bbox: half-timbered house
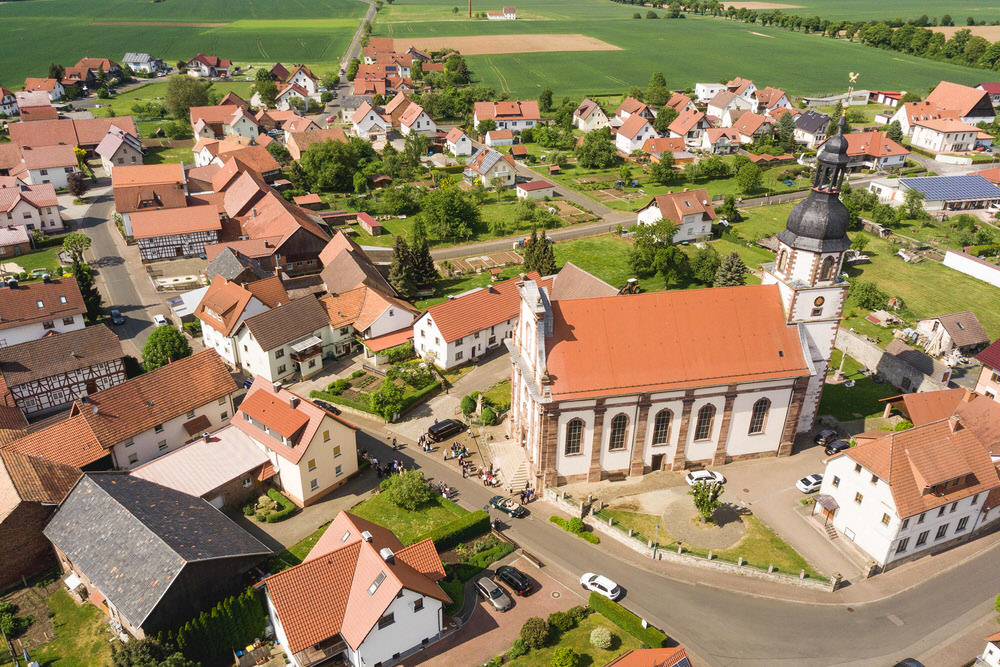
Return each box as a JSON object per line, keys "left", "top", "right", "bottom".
{"left": 0, "top": 324, "right": 125, "bottom": 418}
{"left": 131, "top": 205, "right": 222, "bottom": 261}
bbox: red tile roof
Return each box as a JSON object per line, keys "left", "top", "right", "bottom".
{"left": 361, "top": 327, "right": 413, "bottom": 352}
{"left": 0, "top": 278, "right": 85, "bottom": 332}
{"left": 0, "top": 449, "right": 81, "bottom": 506}
{"left": 265, "top": 511, "right": 448, "bottom": 654}
{"left": 112, "top": 163, "right": 185, "bottom": 188}
{"left": 668, "top": 108, "right": 706, "bottom": 136}
{"left": 913, "top": 118, "right": 981, "bottom": 133}
{"left": 846, "top": 419, "right": 1000, "bottom": 518}
{"left": 618, "top": 114, "right": 654, "bottom": 140}
{"left": 8, "top": 117, "right": 137, "bottom": 149}
{"left": 834, "top": 131, "right": 909, "bottom": 159}
{"left": 2, "top": 414, "right": 106, "bottom": 467}
{"left": 68, "top": 350, "right": 236, "bottom": 447}
{"left": 977, "top": 338, "right": 1000, "bottom": 369}
{"left": 238, "top": 389, "right": 310, "bottom": 439}
{"left": 517, "top": 180, "right": 555, "bottom": 192}
{"left": 926, "top": 81, "right": 992, "bottom": 118}
{"left": 195, "top": 275, "right": 257, "bottom": 336}
{"left": 639, "top": 189, "right": 716, "bottom": 225}
{"left": 423, "top": 272, "right": 549, "bottom": 344}
{"left": 642, "top": 137, "right": 685, "bottom": 155}
{"left": 604, "top": 647, "right": 691, "bottom": 667}
{"left": 130, "top": 205, "right": 221, "bottom": 240}
{"left": 545, "top": 285, "right": 810, "bottom": 400}
{"left": 474, "top": 100, "right": 540, "bottom": 121}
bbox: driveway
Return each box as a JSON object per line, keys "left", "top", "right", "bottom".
{"left": 400, "top": 556, "right": 577, "bottom": 666}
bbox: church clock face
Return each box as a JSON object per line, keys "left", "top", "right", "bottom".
{"left": 814, "top": 296, "right": 825, "bottom": 307}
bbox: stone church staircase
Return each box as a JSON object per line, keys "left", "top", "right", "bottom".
{"left": 484, "top": 438, "right": 530, "bottom": 493}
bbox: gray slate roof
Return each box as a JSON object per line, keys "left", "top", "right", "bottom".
{"left": 205, "top": 247, "right": 271, "bottom": 282}
{"left": 241, "top": 296, "right": 330, "bottom": 350}
{"left": 0, "top": 323, "right": 123, "bottom": 386}
{"left": 795, "top": 109, "right": 830, "bottom": 135}
{"left": 43, "top": 474, "right": 270, "bottom": 628}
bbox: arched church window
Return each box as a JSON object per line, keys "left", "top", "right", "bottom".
{"left": 820, "top": 256, "right": 836, "bottom": 281}
{"left": 608, "top": 414, "right": 628, "bottom": 450}
{"left": 748, "top": 398, "right": 770, "bottom": 435}
{"left": 565, "top": 419, "right": 583, "bottom": 455}
{"left": 652, "top": 409, "right": 672, "bottom": 445}
{"left": 694, "top": 405, "right": 715, "bottom": 441}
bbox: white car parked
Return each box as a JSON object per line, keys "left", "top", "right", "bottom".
{"left": 796, "top": 474, "right": 823, "bottom": 494}
{"left": 153, "top": 314, "right": 168, "bottom": 326}
{"left": 580, "top": 573, "right": 622, "bottom": 600}
{"left": 685, "top": 469, "right": 726, "bottom": 486}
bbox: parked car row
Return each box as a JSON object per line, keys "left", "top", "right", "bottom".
{"left": 474, "top": 565, "right": 533, "bottom": 611}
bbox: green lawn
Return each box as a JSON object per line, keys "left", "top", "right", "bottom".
{"left": 3, "top": 246, "right": 65, "bottom": 277}
{"left": 29, "top": 589, "right": 113, "bottom": 667}
{"left": 482, "top": 379, "right": 511, "bottom": 411}
{"left": 376, "top": 1, "right": 988, "bottom": 99}
{"left": 416, "top": 265, "right": 525, "bottom": 309}
{"left": 1, "top": 0, "right": 363, "bottom": 87}
{"left": 144, "top": 142, "right": 195, "bottom": 165}
{"left": 505, "top": 612, "right": 642, "bottom": 667}
{"left": 603, "top": 509, "right": 822, "bottom": 578}
{"left": 350, "top": 492, "right": 469, "bottom": 545}
{"left": 530, "top": 158, "right": 811, "bottom": 213}
{"left": 818, "top": 350, "right": 899, "bottom": 421}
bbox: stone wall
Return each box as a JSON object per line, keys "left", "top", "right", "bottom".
{"left": 583, "top": 510, "right": 836, "bottom": 592}
{"left": 835, "top": 329, "right": 948, "bottom": 394}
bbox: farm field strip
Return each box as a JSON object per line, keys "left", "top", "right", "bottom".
{"left": 373, "top": 7, "right": 990, "bottom": 98}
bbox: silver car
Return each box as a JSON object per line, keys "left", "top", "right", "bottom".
{"left": 475, "top": 576, "right": 513, "bottom": 612}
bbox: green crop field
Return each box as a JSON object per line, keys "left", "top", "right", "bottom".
{"left": 0, "top": 0, "right": 367, "bottom": 88}
{"left": 376, "top": 0, "right": 992, "bottom": 99}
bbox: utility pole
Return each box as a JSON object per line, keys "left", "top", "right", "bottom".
{"left": 468, "top": 0, "right": 472, "bottom": 18}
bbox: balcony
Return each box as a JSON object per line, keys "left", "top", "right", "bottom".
{"left": 295, "top": 637, "right": 348, "bottom": 666}
{"left": 290, "top": 335, "right": 323, "bottom": 363}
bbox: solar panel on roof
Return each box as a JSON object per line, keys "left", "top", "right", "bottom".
{"left": 899, "top": 174, "right": 1000, "bottom": 201}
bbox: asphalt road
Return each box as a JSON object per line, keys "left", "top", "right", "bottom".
{"left": 351, "top": 419, "right": 998, "bottom": 667}
{"left": 79, "top": 192, "right": 158, "bottom": 357}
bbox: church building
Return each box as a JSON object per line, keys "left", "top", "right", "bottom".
{"left": 508, "top": 120, "right": 853, "bottom": 487}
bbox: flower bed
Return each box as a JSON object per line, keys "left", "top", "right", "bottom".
{"left": 244, "top": 488, "right": 296, "bottom": 523}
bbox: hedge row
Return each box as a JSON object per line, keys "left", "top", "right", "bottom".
{"left": 549, "top": 515, "right": 600, "bottom": 544}
{"left": 266, "top": 488, "right": 296, "bottom": 523}
{"left": 588, "top": 592, "right": 669, "bottom": 648}
{"left": 966, "top": 243, "right": 1000, "bottom": 257}
{"left": 417, "top": 510, "right": 490, "bottom": 550}
{"left": 467, "top": 540, "right": 515, "bottom": 569}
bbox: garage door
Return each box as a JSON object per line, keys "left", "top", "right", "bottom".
{"left": 209, "top": 494, "right": 225, "bottom": 509}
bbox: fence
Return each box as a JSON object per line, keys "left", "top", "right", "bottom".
{"left": 543, "top": 489, "right": 835, "bottom": 591}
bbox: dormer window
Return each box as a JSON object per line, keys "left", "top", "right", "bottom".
{"left": 36, "top": 300, "right": 44, "bottom": 308}
{"left": 59, "top": 296, "right": 67, "bottom": 304}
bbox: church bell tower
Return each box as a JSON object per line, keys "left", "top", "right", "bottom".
{"left": 762, "top": 117, "right": 852, "bottom": 432}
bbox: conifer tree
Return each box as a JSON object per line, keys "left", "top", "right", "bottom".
{"left": 388, "top": 235, "right": 417, "bottom": 298}
{"left": 413, "top": 238, "right": 439, "bottom": 288}
{"left": 535, "top": 231, "right": 557, "bottom": 277}
{"left": 713, "top": 251, "right": 748, "bottom": 287}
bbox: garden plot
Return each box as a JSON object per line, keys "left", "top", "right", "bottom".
{"left": 435, "top": 250, "right": 523, "bottom": 275}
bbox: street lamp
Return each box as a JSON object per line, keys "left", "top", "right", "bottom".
{"left": 652, "top": 523, "right": 660, "bottom": 559}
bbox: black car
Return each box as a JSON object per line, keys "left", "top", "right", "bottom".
{"left": 312, "top": 399, "right": 341, "bottom": 415}
{"left": 427, "top": 418, "right": 465, "bottom": 443}
{"left": 109, "top": 309, "right": 125, "bottom": 325}
{"left": 488, "top": 495, "right": 527, "bottom": 518}
{"left": 824, "top": 440, "right": 850, "bottom": 456}
{"left": 496, "top": 566, "right": 532, "bottom": 596}
{"left": 814, "top": 428, "right": 839, "bottom": 446}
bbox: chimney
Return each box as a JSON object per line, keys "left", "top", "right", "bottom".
{"left": 272, "top": 381, "right": 282, "bottom": 393}
{"left": 949, "top": 415, "right": 962, "bottom": 432}
{"left": 91, "top": 405, "right": 99, "bottom": 414}
{"left": 963, "top": 391, "right": 974, "bottom": 403}
{"left": 202, "top": 431, "right": 210, "bottom": 440}
{"left": 379, "top": 547, "right": 395, "bottom": 563}
{"left": 361, "top": 530, "right": 373, "bottom": 542}
{"left": 69, "top": 350, "right": 79, "bottom": 358}
{"left": 289, "top": 395, "right": 300, "bottom": 410}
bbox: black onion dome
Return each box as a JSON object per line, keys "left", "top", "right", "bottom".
{"left": 778, "top": 192, "right": 851, "bottom": 253}
{"left": 778, "top": 115, "right": 851, "bottom": 252}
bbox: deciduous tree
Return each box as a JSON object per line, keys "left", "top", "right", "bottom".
{"left": 690, "top": 245, "right": 721, "bottom": 283}
{"left": 141, "top": 325, "right": 192, "bottom": 371}
{"left": 62, "top": 231, "right": 91, "bottom": 264}
{"left": 689, "top": 480, "right": 724, "bottom": 523}
{"left": 538, "top": 87, "right": 553, "bottom": 112}
{"left": 735, "top": 162, "right": 762, "bottom": 194}
{"left": 165, "top": 75, "right": 211, "bottom": 121}
{"left": 420, "top": 186, "right": 480, "bottom": 240}
{"left": 369, "top": 377, "right": 405, "bottom": 420}
{"left": 575, "top": 127, "right": 618, "bottom": 169}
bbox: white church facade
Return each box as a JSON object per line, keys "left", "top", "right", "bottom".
{"left": 508, "top": 120, "right": 854, "bottom": 487}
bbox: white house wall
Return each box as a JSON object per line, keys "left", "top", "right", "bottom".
{"left": 0, "top": 317, "right": 85, "bottom": 347}
{"left": 357, "top": 589, "right": 443, "bottom": 667}
{"left": 110, "top": 394, "right": 235, "bottom": 468}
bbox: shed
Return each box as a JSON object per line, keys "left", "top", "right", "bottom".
{"left": 357, "top": 212, "right": 383, "bottom": 235}
{"left": 292, "top": 193, "right": 323, "bottom": 210}
{"left": 516, "top": 180, "right": 556, "bottom": 200}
